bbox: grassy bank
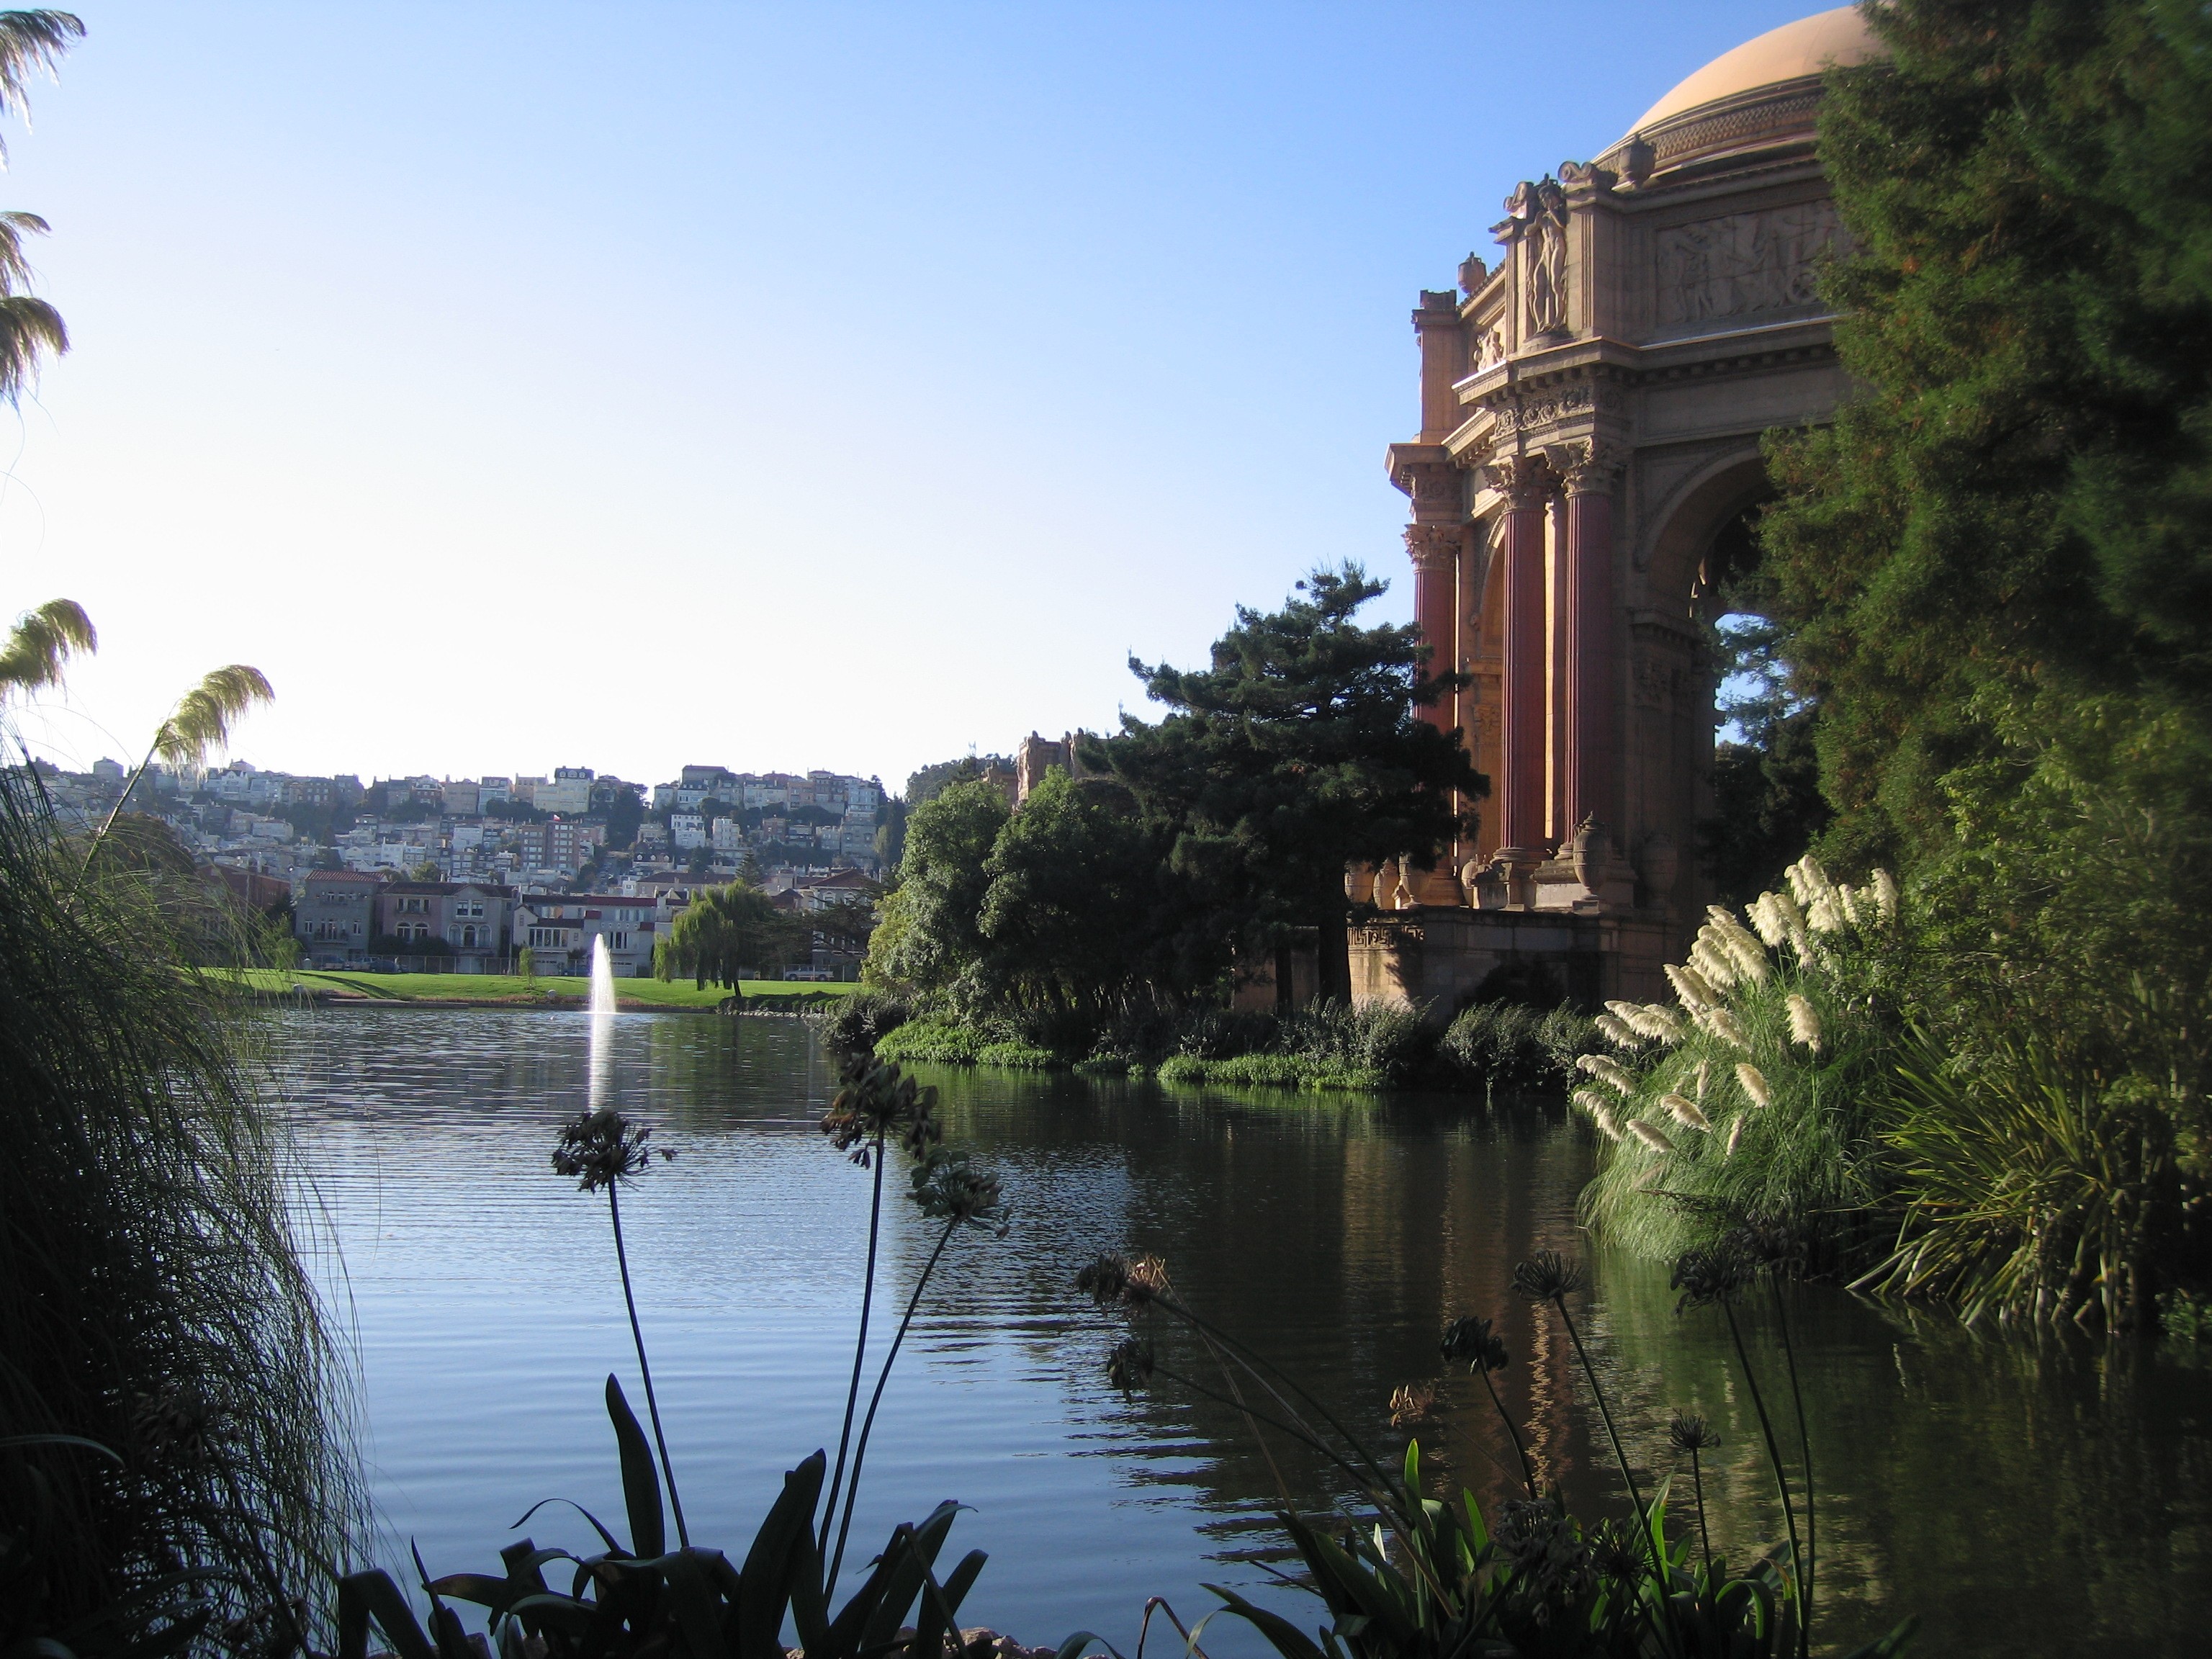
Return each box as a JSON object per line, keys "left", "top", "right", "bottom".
{"left": 855, "top": 996, "right": 1599, "bottom": 1095}
{"left": 228, "top": 968, "right": 853, "bottom": 1011}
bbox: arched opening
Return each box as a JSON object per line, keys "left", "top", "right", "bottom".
{"left": 1691, "top": 499, "right": 1829, "bottom": 902}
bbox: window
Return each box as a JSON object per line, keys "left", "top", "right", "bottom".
{"left": 608, "top": 931, "right": 629, "bottom": 951}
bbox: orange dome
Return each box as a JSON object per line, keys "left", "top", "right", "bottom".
{"left": 1624, "top": 7, "right": 1884, "bottom": 138}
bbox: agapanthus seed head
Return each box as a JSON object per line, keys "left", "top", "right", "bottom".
{"left": 1670, "top": 1244, "right": 1749, "bottom": 1310}
{"left": 552, "top": 1107, "right": 652, "bottom": 1192}
{"left": 1668, "top": 1411, "right": 1720, "bottom": 1453}
{"left": 1106, "top": 1336, "right": 1154, "bottom": 1396}
{"left": 1628, "top": 1117, "right": 1676, "bottom": 1154}
{"left": 1440, "top": 1313, "right": 1510, "bottom": 1374}
{"left": 909, "top": 1146, "right": 1010, "bottom": 1235}
{"left": 1511, "top": 1250, "right": 1586, "bottom": 1303}
{"left": 1735, "top": 1061, "right": 1771, "bottom": 1107}
{"left": 1075, "top": 1252, "right": 1130, "bottom": 1306}
{"left": 821, "top": 1053, "right": 934, "bottom": 1166}
{"left": 1786, "top": 993, "right": 1823, "bottom": 1053}
{"left": 1660, "top": 1092, "right": 1712, "bottom": 1133}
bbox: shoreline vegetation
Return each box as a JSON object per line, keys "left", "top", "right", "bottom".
{"left": 845, "top": 994, "right": 1600, "bottom": 1096}
{"left": 223, "top": 967, "right": 855, "bottom": 1012}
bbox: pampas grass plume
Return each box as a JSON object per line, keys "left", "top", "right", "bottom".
{"left": 1703, "top": 1007, "right": 1751, "bottom": 1050}
{"left": 1735, "top": 1061, "right": 1771, "bottom": 1107}
{"left": 1787, "top": 992, "right": 1823, "bottom": 1053}
{"left": 1576, "top": 1052, "right": 1636, "bottom": 1094}
{"left": 1725, "top": 1114, "right": 1746, "bottom": 1158}
{"left": 1629, "top": 1118, "right": 1676, "bottom": 1154}
{"left": 1667, "top": 962, "right": 1718, "bottom": 1011}
{"left": 1694, "top": 1057, "right": 1710, "bottom": 1101}
{"left": 1873, "top": 867, "right": 1899, "bottom": 921}
{"left": 1660, "top": 1092, "right": 1712, "bottom": 1132}
{"left": 1690, "top": 938, "right": 1737, "bottom": 992}
{"left": 1596, "top": 1012, "right": 1642, "bottom": 1049}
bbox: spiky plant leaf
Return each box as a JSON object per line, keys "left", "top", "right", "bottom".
{"left": 0, "top": 595, "right": 91, "bottom": 695}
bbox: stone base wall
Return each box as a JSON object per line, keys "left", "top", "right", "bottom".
{"left": 1349, "top": 907, "right": 1673, "bottom": 1022}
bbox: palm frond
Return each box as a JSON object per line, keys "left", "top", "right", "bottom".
{"left": 0, "top": 207, "right": 48, "bottom": 291}
{"left": 153, "top": 665, "right": 273, "bottom": 769}
{"left": 0, "top": 291, "right": 64, "bottom": 400}
{"left": 0, "top": 594, "right": 93, "bottom": 695}
{"left": 0, "top": 11, "right": 81, "bottom": 160}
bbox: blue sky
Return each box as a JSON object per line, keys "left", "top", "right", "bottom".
{"left": 4, "top": 1, "right": 1827, "bottom": 791}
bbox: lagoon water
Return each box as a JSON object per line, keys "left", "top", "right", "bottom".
{"left": 278, "top": 1009, "right": 2212, "bottom": 1658}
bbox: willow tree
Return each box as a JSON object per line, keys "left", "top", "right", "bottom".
{"left": 656, "top": 881, "right": 806, "bottom": 989}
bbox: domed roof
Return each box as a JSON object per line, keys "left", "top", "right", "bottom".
{"left": 1624, "top": 7, "right": 1883, "bottom": 137}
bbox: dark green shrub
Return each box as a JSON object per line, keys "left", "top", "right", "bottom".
{"left": 818, "top": 989, "right": 912, "bottom": 1053}
{"left": 1440, "top": 1002, "right": 1559, "bottom": 1094}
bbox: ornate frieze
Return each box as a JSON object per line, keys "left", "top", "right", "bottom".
{"left": 1655, "top": 202, "right": 1843, "bottom": 327}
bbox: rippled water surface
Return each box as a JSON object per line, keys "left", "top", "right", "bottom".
{"left": 278, "top": 1009, "right": 2212, "bottom": 1658}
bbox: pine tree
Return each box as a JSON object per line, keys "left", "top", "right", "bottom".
{"left": 1082, "top": 564, "right": 1481, "bottom": 1001}
{"left": 1761, "top": 0, "right": 2212, "bottom": 865}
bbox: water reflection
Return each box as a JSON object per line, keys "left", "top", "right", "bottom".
{"left": 274, "top": 1010, "right": 2212, "bottom": 1658}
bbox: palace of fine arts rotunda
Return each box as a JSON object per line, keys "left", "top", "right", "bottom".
{"left": 1349, "top": 6, "right": 1882, "bottom": 1012}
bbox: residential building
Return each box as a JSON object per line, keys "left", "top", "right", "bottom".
{"left": 373, "top": 881, "right": 516, "bottom": 970}
{"left": 296, "top": 870, "right": 384, "bottom": 966}
{"left": 513, "top": 894, "right": 662, "bottom": 977}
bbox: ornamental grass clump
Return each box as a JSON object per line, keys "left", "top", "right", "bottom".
{"left": 0, "top": 752, "right": 365, "bottom": 1659}
{"left": 1576, "top": 858, "right": 1905, "bottom": 1272}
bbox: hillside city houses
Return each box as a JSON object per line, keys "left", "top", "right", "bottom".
{"left": 35, "top": 759, "right": 886, "bottom": 977}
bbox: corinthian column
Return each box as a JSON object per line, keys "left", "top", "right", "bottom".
{"left": 1562, "top": 443, "right": 1623, "bottom": 845}
{"left": 1403, "top": 522, "right": 1463, "bottom": 734}
{"left": 1485, "top": 457, "right": 1553, "bottom": 860}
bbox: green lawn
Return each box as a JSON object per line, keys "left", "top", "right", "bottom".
{"left": 227, "top": 968, "right": 852, "bottom": 1010}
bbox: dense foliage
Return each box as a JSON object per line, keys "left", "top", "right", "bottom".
{"left": 1703, "top": 0, "right": 2212, "bottom": 1322}
{"left": 867, "top": 566, "right": 1481, "bottom": 1040}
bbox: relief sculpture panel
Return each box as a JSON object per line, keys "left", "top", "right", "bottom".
{"left": 1655, "top": 202, "right": 1842, "bottom": 328}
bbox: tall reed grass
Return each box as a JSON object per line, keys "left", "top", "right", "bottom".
{"left": 0, "top": 760, "right": 364, "bottom": 1653}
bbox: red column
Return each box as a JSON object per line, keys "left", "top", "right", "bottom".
{"left": 1491, "top": 459, "right": 1552, "bottom": 858}
{"left": 1563, "top": 445, "right": 1621, "bottom": 840}
{"left": 1404, "top": 523, "right": 1462, "bottom": 733}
